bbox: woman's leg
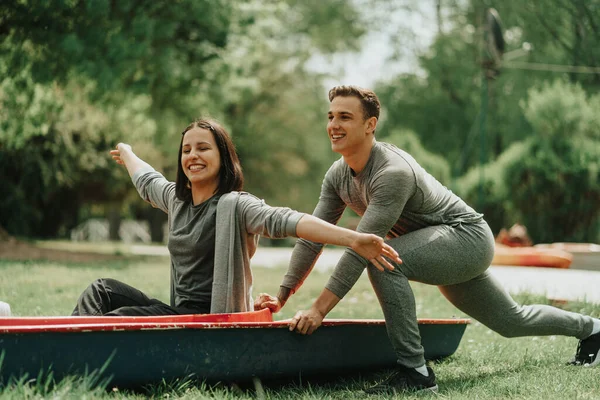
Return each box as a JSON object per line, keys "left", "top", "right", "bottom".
{"left": 105, "top": 303, "right": 210, "bottom": 316}
{"left": 72, "top": 278, "right": 170, "bottom": 316}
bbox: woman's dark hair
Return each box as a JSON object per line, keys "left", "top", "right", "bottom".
{"left": 175, "top": 118, "right": 244, "bottom": 202}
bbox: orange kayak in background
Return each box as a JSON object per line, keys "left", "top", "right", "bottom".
{"left": 492, "top": 244, "right": 573, "bottom": 269}
{"left": 534, "top": 243, "right": 600, "bottom": 271}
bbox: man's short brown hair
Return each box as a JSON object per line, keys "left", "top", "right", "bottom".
{"left": 328, "top": 85, "right": 380, "bottom": 121}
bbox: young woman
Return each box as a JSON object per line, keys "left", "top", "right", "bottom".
{"left": 72, "top": 118, "right": 400, "bottom": 316}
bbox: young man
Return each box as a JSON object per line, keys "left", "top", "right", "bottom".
{"left": 255, "top": 85, "right": 600, "bottom": 394}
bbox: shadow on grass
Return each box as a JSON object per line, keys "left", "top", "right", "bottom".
{"left": 436, "top": 363, "right": 527, "bottom": 392}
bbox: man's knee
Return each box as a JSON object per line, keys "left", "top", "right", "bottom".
{"left": 367, "top": 264, "right": 409, "bottom": 294}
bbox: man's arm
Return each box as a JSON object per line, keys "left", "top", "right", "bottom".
{"left": 278, "top": 182, "right": 347, "bottom": 306}
{"left": 265, "top": 211, "right": 402, "bottom": 305}
{"left": 290, "top": 168, "right": 415, "bottom": 334}
{"left": 255, "top": 169, "right": 347, "bottom": 312}
{"left": 324, "top": 169, "right": 413, "bottom": 299}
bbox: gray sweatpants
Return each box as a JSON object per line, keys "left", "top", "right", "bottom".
{"left": 368, "top": 220, "right": 594, "bottom": 368}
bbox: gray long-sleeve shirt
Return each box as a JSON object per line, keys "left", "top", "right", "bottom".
{"left": 133, "top": 167, "right": 305, "bottom": 312}
{"left": 282, "top": 141, "right": 483, "bottom": 299}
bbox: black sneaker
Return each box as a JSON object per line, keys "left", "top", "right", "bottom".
{"left": 364, "top": 365, "right": 438, "bottom": 395}
{"left": 569, "top": 332, "right": 600, "bottom": 367}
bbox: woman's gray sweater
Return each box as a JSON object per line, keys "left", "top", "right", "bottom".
{"left": 133, "top": 167, "right": 305, "bottom": 313}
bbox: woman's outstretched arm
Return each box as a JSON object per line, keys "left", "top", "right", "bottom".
{"left": 295, "top": 214, "right": 401, "bottom": 271}
{"left": 110, "top": 143, "right": 153, "bottom": 178}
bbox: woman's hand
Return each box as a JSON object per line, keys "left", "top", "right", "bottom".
{"left": 350, "top": 233, "right": 402, "bottom": 272}
{"left": 109, "top": 143, "right": 132, "bottom": 165}
{"left": 289, "top": 307, "right": 324, "bottom": 335}
{"left": 254, "top": 292, "right": 283, "bottom": 313}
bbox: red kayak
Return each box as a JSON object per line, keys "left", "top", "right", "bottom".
{"left": 0, "top": 309, "right": 469, "bottom": 388}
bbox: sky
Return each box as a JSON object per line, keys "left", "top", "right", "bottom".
{"left": 308, "top": 2, "right": 438, "bottom": 90}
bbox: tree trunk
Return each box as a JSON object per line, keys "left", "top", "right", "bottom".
{"left": 147, "top": 209, "right": 167, "bottom": 243}
{"left": 107, "top": 203, "right": 122, "bottom": 241}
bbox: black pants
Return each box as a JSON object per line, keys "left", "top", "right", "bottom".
{"left": 71, "top": 278, "right": 209, "bottom": 316}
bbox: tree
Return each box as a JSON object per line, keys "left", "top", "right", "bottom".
{"left": 0, "top": 0, "right": 379, "bottom": 239}
{"left": 455, "top": 80, "right": 600, "bottom": 242}
{"left": 189, "top": 0, "right": 370, "bottom": 212}
{"left": 376, "top": 0, "right": 600, "bottom": 175}
{"left": 505, "top": 80, "right": 600, "bottom": 242}
{"left": 0, "top": 73, "right": 158, "bottom": 237}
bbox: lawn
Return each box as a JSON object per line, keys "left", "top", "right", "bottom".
{"left": 0, "top": 243, "right": 599, "bottom": 399}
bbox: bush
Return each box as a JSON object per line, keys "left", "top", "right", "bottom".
{"left": 454, "top": 140, "right": 531, "bottom": 234}
{"left": 455, "top": 80, "right": 600, "bottom": 242}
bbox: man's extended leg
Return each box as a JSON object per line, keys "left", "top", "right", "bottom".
{"left": 439, "top": 270, "right": 594, "bottom": 339}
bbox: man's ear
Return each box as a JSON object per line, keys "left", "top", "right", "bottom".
{"left": 365, "top": 117, "right": 378, "bottom": 135}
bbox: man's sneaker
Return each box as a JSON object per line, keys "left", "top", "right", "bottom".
{"left": 569, "top": 332, "right": 600, "bottom": 367}
{"left": 364, "top": 365, "right": 438, "bottom": 395}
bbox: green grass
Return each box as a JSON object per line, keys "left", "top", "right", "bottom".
{"left": 1, "top": 250, "right": 599, "bottom": 399}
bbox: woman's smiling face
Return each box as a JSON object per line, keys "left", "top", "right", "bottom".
{"left": 181, "top": 127, "right": 221, "bottom": 188}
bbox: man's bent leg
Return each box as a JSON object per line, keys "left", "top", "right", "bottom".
{"left": 367, "top": 265, "right": 425, "bottom": 367}
{"left": 368, "top": 222, "right": 494, "bottom": 367}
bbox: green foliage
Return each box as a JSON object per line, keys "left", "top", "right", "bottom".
{"left": 455, "top": 80, "right": 600, "bottom": 241}
{"left": 1, "top": 0, "right": 371, "bottom": 238}
{"left": 523, "top": 80, "right": 600, "bottom": 141}
{"left": 504, "top": 80, "right": 600, "bottom": 242}
{"left": 0, "top": 0, "right": 232, "bottom": 238}
{"left": 454, "top": 140, "right": 532, "bottom": 233}
{"left": 374, "top": 1, "right": 600, "bottom": 242}
{"left": 0, "top": 73, "right": 157, "bottom": 237}
{"left": 377, "top": 0, "right": 600, "bottom": 171}
{"left": 376, "top": 67, "right": 478, "bottom": 172}
{"left": 285, "top": 0, "right": 366, "bottom": 53}
{"left": 496, "top": 0, "right": 600, "bottom": 87}
{"left": 0, "top": 0, "right": 232, "bottom": 95}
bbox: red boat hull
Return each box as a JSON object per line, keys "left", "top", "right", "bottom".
{"left": 0, "top": 310, "right": 469, "bottom": 387}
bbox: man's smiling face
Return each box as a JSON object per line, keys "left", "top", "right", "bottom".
{"left": 327, "top": 96, "right": 376, "bottom": 156}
